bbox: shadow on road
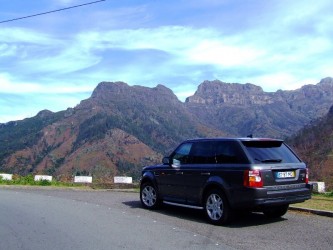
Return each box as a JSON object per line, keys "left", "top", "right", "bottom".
{"left": 122, "top": 200, "right": 286, "bottom": 227}
{"left": 123, "top": 200, "right": 142, "bottom": 209}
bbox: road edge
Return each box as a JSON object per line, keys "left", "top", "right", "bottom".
{"left": 289, "top": 206, "right": 333, "bottom": 218}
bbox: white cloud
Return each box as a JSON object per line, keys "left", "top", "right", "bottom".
{"left": 186, "top": 40, "right": 264, "bottom": 67}
{"left": 2, "top": 23, "right": 333, "bottom": 93}
{"left": 0, "top": 43, "right": 17, "bottom": 57}
{"left": 77, "top": 26, "right": 202, "bottom": 52}
{"left": 0, "top": 74, "right": 93, "bottom": 94}
{"left": 174, "top": 89, "right": 196, "bottom": 102}
{"left": 21, "top": 46, "right": 101, "bottom": 74}
{"left": 0, "top": 28, "right": 57, "bottom": 45}
{"left": 53, "top": 0, "right": 79, "bottom": 5}
{"left": 246, "top": 73, "right": 321, "bottom": 92}
{"left": 77, "top": 26, "right": 260, "bottom": 67}
{"left": 0, "top": 114, "right": 28, "bottom": 123}
{"left": 0, "top": 94, "right": 85, "bottom": 123}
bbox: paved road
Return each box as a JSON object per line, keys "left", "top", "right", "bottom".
{"left": 0, "top": 187, "right": 332, "bottom": 250}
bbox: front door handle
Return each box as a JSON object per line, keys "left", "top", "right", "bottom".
{"left": 176, "top": 171, "right": 184, "bottom": 175}
{"left": 201, "top": 172, "right": 210, "bottom": 176}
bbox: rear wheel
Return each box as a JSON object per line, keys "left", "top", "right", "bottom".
{"left": 204, "top": 189, "right": 231, "bottom": 225}
{"left": 263, "top": 204, "right": 289, "bottom": 218}
{"left": 140, "top": 182, "right": 160, "bottom": 209}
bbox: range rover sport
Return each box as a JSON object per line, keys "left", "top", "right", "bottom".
{"left": 140, "top": 138, "right": 312, "bottom": 225}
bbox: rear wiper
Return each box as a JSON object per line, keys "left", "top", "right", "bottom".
{"left": 255, "top": 158, "right": 282, "bottom": 163}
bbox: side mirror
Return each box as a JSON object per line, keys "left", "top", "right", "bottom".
{"left": 162, "top": 157, "right": 170, "bottom": 165}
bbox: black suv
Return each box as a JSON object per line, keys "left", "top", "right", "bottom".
{"left": 140, "top": 138, "right": 312, "bottom": 225}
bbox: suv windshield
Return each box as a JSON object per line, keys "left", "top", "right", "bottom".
{"left": 242, "top": 140, "right": 301, "bottom": 164}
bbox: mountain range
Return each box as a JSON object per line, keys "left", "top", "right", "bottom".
{"left": 1, "top": 77, "right": 333, "bottom": 183}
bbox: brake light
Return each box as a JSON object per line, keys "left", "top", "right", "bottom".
{"left": 305, "top": 168, "right": 309, "bottom": 184}
{"left": 244, "top": 170, "right": 263, "bottom": 188}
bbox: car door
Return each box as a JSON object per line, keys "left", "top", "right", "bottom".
{"left": 158, "top": 142, "right": 193, "bottom": 203}
{"left": 181, "top": 141, "right": 216, "bottom": 205}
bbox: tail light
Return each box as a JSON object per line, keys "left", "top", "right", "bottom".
{"left": 244, "top": 170, "right": 263, "bottom": 188}
{"left": 305, "top": 168, "right": 309, "bottom": 184}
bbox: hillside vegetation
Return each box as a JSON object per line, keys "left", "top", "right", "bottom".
{"left": 1, "top": 78, "right": 333, "bottom": 186}
{"left": 287, "top": 106, "right": 333, "bottom": 189}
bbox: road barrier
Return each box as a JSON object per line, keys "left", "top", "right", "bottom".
{"left": 74, "top": 176, "right": 93, "bottom": 183}
{"left": 0, "top": 173, "right": 13, "bottom": 181}
{"left": 309, "top": 181, "right": 326, "bottom": 193}
{"left": 114, "top": 176, "right": 133, "bottom": 184}
{"left": 0, "top": 173, "right": 134, "bottom": 186}
{"left": 34, "top": 175, "right": 53, "bottom": 182}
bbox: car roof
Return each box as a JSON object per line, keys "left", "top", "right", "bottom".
{"left": 183, "top": 137, "right": 284, "bottom": 143}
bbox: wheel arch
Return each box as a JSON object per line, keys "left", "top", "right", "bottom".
{"left": 201, "top": 176, "right": 232, "bottom": 206}
{"left": 140, "top": 171, "right": 158, "bottom": 190}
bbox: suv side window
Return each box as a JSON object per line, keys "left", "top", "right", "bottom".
{"left": 171, "top": 142, "right": 193, "bottom": 166}
{"left": 187, "top": 141, "right": 249, "bottom": 164}
{"left": 189, "top": 141, "right": 216, "bottom": 164}
{"left": 214, "top": 141, "right": 248, "bottom": 164}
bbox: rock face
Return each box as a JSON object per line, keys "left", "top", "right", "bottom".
{"left": 186, "top": 81, "right": 272, "bottom": 105}
{"left": 1, "top": 77, "right": 333, "bottom": 180}
{"left": 185, "top": 78, "right": 333, "bottom": 138}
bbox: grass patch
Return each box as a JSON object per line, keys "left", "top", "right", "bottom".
{"left": 0, "top": 175, "right": 138, "bottom": 189}
{"left": 0, "top": 175, "right": 85, "bottom": 188}
{"left": 291, "top": 193, "right": 333, "bottom": 212}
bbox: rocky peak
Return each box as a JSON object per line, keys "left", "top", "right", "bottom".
{"left": 318, "top": 77, "right": 333, "bottom": 85}
{"left": 90, "top": 81, "right": 179, "bottom": 104}
{"left": 186, "top": 80, "right": 273, "bottom": 106}
{"left": 91, "top": 81, "right": 129, "bottom": 99}
{"left": 152, "top": 84, "right": 180, "bottom": 102}
{"left": 154, "top": 84, "right": 175, "bottom": 94}
{"left": 36, "top": 109, "right": 54, "bottom": 118}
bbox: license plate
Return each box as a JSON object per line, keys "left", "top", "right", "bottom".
{"left": 276, "top": 171, "right": 295, "bottom": 178}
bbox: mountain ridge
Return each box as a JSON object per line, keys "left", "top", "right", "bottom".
{"left": 185, "top": 77, "right": 333, "bottom": 137}
{"left": 1, "top": 77, "right": 333, "bottom": 183}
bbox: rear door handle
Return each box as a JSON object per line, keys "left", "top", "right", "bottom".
{"left": 201, "top": 172, "right": 210, "bottom": 176}
{"left": 176, "top": 172, "right": 184, "bottom": 175}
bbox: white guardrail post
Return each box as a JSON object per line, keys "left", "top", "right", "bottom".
{"left": 74, "top": 176, "right": 93, "bottom": 184}
{"left": 309, "top": 181, "right": 326, "bottom": 193}
{"left": 114, "top": 176, "right": 133, "bottom": 184}
{"left": 0, "top": 173, "right": 13, "bottom": 181}
{"left": 34, "top": 175, "right": 53, "bottom": 182}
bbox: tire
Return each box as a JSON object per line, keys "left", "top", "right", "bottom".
{"left": 140, "top": 182, "right": 160, "bottom": 209}
{"left": 204, "top": 189, "right": 231, "bottom": 225}
{"left": 263, "top": 204, "right": 289, "bottom": 218}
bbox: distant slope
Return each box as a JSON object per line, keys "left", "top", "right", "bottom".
{"left": 287, "top": 106, "right": 333, "bottom": 189}
{"left": 0, "top": 110, "right": 63, "bottom": 161}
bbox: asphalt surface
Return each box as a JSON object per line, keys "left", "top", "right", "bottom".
{"left": 0, "top": 186, "right": 332, "bottom": 250}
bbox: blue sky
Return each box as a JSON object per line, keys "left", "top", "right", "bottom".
{"left": 0, "top": 0, "right": 332, "bottom": 123}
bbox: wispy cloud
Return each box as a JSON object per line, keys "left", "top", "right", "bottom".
{"left": 0, "top": 74, "right": 93, "bottom": 94}
{"left": 1, "top": 0, "right": 333, "bottom": 122}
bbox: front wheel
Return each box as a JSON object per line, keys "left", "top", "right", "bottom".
{"left": 140, "top": 182, "right": 160, "bottom": 209}
{"left": 263, "top": 204, "right": 289, "bottom": 218}
{"left": 204, "top": 189, "right": 231, "bottom": 225}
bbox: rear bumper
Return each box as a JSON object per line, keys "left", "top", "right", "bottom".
{"left": 253, "top": 192, "right": 312, "bottom": 207}
{"left": 231, "top": 184, "right": 312, "bottom": 209}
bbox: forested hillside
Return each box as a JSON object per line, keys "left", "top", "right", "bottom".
{"left": 1, "top": 78, "right": 333, "bottom": 183}
{"left": 287, "top": 106, "right": 333, "bottom": 189}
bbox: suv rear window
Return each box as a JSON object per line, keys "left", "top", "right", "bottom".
{"left": 242, "top": 140, "right": 301, "bottom": 163}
